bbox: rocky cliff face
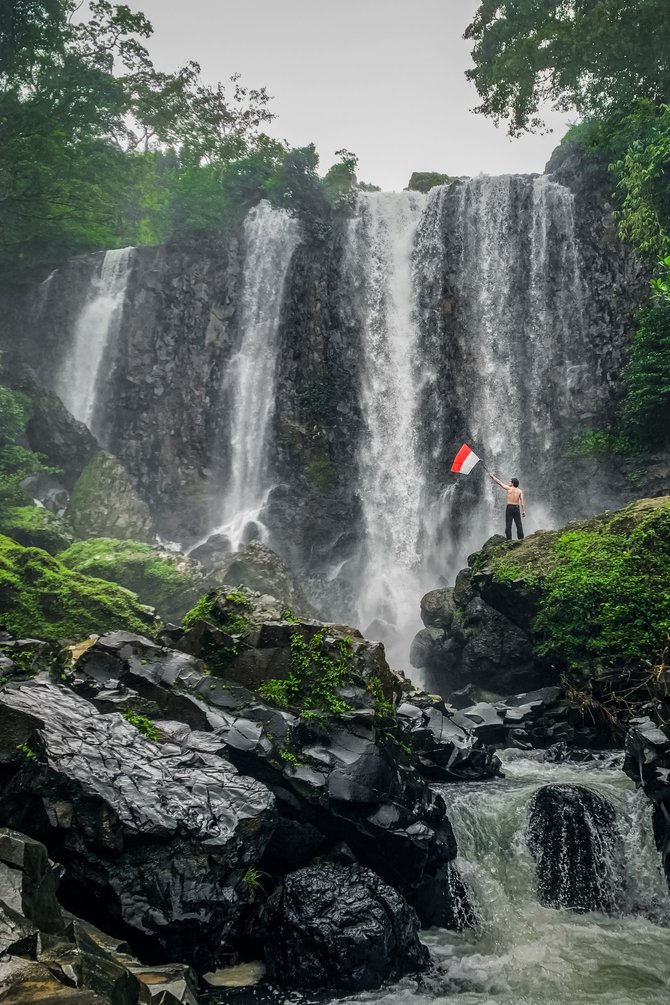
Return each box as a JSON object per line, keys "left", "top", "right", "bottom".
{"left": 2, "top": 145, "right": 662, "bottom": 658}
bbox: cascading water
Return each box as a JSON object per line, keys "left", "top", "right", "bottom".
{"left": 426, "top": 174, "right": 587, "bottom": 576}
{"left": 206, "top": 201, "right": 301, "bottom": 552}
{"left": 55, "top": 247, "right": 134, "bottom": 441}
{"left": 342, "top": 192, "right": 428, "bottom": 658}
{"left": 352, "top": 752, "right": 670, "bottom": 1005}
{"left": 334, "top": 176, "right": 590, "bottom": 668}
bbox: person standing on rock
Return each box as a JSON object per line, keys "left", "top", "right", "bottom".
{"left": 489, "top": 474, "right": 526, "bottom": 540}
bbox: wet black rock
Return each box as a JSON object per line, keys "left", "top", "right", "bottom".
{"left": 264, "top": 863, "right": 429, "bottom": 991}
{"left": 0, "top": 680, "right": 276, "bottom": 970}
{"left": 527, "top": 783, "right": 623, "bottom": 914}
{"left": 70, "top": 630, "right": 480, "bottom": 929}
{"left": 624, "top": 716, "right": 670, "bottom": 886}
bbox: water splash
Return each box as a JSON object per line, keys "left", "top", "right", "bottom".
{"left": 347, "top": 753, "right": 670, "bottom": 1005}
{"left": 207, "top": 201, "right": 301, "bottom": 552}
{"left": 56, "top": 247, "right": 134, "bottom": 438}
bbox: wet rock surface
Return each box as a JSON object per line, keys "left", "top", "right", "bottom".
{"left": 527, "top": 783, "right": 623, "bottom": 914}
{"left": 264, "top": 862, "right": 429, "bottom": 991}
{"left": 0, "top": 679, "right": 276, "bottom": 970}
{"left": 68, "top": 626, "right": 487, "bottom": 929}
{"left": 624, "top": 716, "right": 670, "bottom": 887}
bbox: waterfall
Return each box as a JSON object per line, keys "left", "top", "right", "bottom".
{"left": 342, "top": 192, "right": 427, "bottom": 658}
{"left": 332, "top": 177, "right": 590, "bottom": 668}
{"left": 56, "top": 247, "right": 134, "bottom": 439}
{"left": 432, "top": 174, "right": 587, "bottom": 573}
{"left": 209, "top": 201, "right": 301, "bottom": 551}
{"left": 355, "top": 752, "right": 670, "bottom": 1005}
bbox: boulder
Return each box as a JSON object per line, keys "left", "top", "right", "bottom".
{"left": 70, "top": 631, "right": 474, "bottom": 929}
{"left": 67, "top": 452, "right": 155, "bottom": 542}
{"left": 193, "top": 540, "right": 320, "bottom": 619}
{"left": 264, "top": 863, "right": 429, "bottom": 991}
{"left": 0, "top": 680, "right": 276, "bottom": 970}
{"left": 0, "top": 504, "right": 73, "bottom": 554}
{"left": 7, "top": 366, "right": 99, "bottom": 488}
{"left": 527, "top": 784, "right": 623, "bottom": 913}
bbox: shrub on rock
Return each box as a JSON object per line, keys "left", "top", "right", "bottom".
{"left": 265, "top": 863, "right": 429, "bottom": 990}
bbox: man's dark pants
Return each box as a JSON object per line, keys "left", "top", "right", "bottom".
{"left": 505, "top": 504, "right": 524, "bottom": 540}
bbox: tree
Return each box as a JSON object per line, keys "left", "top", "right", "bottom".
{"left": 0, "top": 1, "right": 277, "bottom": 279}
{"left": 465, "top": 1, "right": 670, "bottom": 135}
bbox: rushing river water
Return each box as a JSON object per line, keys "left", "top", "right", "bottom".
{"left": 204, "top": 751, "right": 670, "bottom": 1005}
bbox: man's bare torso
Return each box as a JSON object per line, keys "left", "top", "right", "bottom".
{"left": 506, "top": 486, "right": 522, "bottom": 505}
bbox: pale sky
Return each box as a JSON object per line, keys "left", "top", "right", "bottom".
{"left": 135, "top": 0, "right": 573, "bottom": 191}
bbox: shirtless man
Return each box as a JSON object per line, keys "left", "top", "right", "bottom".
{"left": 489, "top": 474, "right": 526, "bottom": 540}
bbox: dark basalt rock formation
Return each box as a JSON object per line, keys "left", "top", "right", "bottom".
{"left": 68, "top": 625, "right": 486, "bottom": 930}
{"left": 0, "top": 680, "right": 276, "bottom": 970}
{"left": 527, "top": 783, "right": 623, "bottom": 914}
{"left": 624, "top": 716, "right": 670, "bottom": 888}
{"left": 264, "top": 863, "right": 429, "bottom": 991}
{"left": 0, "top": 828, "right": 198, "bottom": 1004}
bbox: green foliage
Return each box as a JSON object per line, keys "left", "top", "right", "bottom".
{"left": 281, "top": 607, "right": 301, "bottom": 624}
{"left": 368, "top": 675, "right": 396, "bottom": 721}
{"left": 16, "top": 741, "right": 37, "bottom": 762}
{"left": 122, "top": 711, "right": 159, "bottom": 741}
{"left": 650, "top": 255, "right": 670, "bottom": 302}
{"left": 182, "top": 593, "right": 217, "bottom": 630}
{"left": 258, "top": 631, "right": 354, "bottom": 716}
{"left": 465, "top": 1, "right": 670, "bottom": 136}
{"left": 58, "top": 538, "right": 203, "bottom": 622}
{"left": 623, "top": 302, "right": 670, "bottom": 447}
{"left": 0, "top": 534, "right": 154, "bottom": 641}
{"left": 406, "top": 172, "right": 451, "bottom": 193}
{"left": 562, "top": 429, "right": 634, "bottom": 458}
{"left": 278, "top": 748, "right": 299, "bottom": 766}
{"left": 487, "top": 501, "right": 670, "bottom": 678}
{"left": 0, "top": 385, "right": 55, "bottom": 511}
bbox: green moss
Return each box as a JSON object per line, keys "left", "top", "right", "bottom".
{"left": 122, "top": 711, "right": 159, "bottom": 740}
{"left": 259, "top": 631, "right": 354, "bottom": 715}
{"left": 1, "top": 505, "right": 73, "bottom": 554}
{"left": 0, "top": 535, "right": 155, "bottom": 642}
{"left": 182, "top": 590, "right": 251, "bottom": 636}
{"left": 406, "top": 171, "right": 453, "bottom": 193}
{"left": 483, "top": 499, "right": 670, "bottom": 678}
{"left": 58, "top": 538, "right": 202, "bottom": 623}
{"left": 305, "top": 457, "right": 336, "bottom": 493}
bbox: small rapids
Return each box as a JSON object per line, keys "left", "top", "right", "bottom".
{"left": 211, "top": 752, "right": 670, "bottom": 1005}
{"left": 355, "top": 751, "right": 670, "bottom": 1005}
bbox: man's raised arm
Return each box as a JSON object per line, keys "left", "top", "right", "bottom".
{"left": 489, "top": 473, "right": 508, "bottom": 490}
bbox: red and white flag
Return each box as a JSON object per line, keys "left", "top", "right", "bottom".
{"left": 450, "top": 443, "right": 480, "bottom": 475}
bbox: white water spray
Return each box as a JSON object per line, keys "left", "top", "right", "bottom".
{"left": 343, "top": 192, "right": 427, "bottom": 661}
{"left": 56, "top": 247, "right": 134, "bottom": 436}
{"left": 208, "top": 202, "right": 301, "bottom": 551}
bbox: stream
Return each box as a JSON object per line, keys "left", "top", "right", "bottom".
{"left": 208, "top": 750, "right": 670, "bottom": 1005}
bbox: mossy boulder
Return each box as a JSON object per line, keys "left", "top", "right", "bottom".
{"left": 0, "top": 535, "right": 156, "bottom": 642}
{"left": 0, "top": 505, "right": 73, "bottom": 554}
{"left": 472, "top": 497, "right": 670, "bottom": 679}
{"left": 67, "top": 452, "right": 154, "bottom": 542}
{"left": 58, "top": 538, "right": 209, "bottom": 624}
{"left": 415, "top": 498, "right": 670, "bottom": 705}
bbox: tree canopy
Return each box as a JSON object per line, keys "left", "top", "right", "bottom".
{"left": 464, "top": 1, "right": 670, "bottom": 135}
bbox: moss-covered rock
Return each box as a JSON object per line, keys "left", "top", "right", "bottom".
{"left": 0, "top": 535, "right": 156, "bottom": 641}
{"left": 67, "top": 452, "right": 154, "bottom": 542}
{"left": 0, "top": 505, "right": 73, "bottom": 554}
{"left": 58, "top": 538, "right": 208, "bottom": 624}
{"left": 475, "top": 496, "right": 670, "bottom": 680}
